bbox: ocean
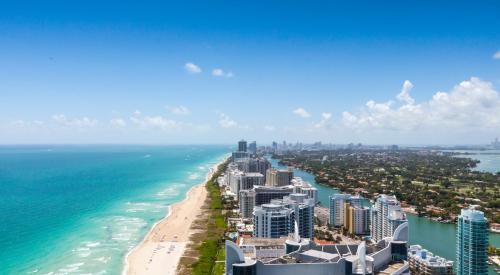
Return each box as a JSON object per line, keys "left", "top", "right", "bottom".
{"left": 0, "top": 145, "right": 229, "bottom": 275}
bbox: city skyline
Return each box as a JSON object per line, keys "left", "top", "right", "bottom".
{"left": 1, "top": 1, "right": 500, "bottom": 144}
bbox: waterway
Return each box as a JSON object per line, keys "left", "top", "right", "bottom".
{"left": 269, "top": 157, "right": 500, "bottom": 274}
{"left": 447, "top": 149, "right": 500, "bottom": 174}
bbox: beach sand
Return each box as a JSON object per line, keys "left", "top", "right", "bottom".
{"left": 124, "top": 162, "right": 221, "bottom": 275}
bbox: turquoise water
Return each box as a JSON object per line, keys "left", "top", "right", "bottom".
{"left": 270, "top": 157, "right": 499, "bottom": 274}
{"left": 447, "top": 149, "right": 500, "bottom": 173}
{"left": 0, "top": 145, "right": 229, "bottom": 274}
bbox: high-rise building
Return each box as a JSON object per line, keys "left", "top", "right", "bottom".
{"left": 253, "top": 203, "right": 294, "bottom": 238}
{"left": 227, "top": 169, "right": 244, "bottom": 195}
{"left": 408, "top": 245, "right": 453, "bottom": 275}
{"left": 329, "top": 194, "right": 362, "bottom": 227}
{"left": 291, "top": 177, "right": 318, "bottom": 204}
{"left": 231, "top": 151, "right": 249, "bottom": 160}
{"left": 253, "top": 185, "right": 294, "bottom": 206}
{"left": 229, "top": 171, "right": 264, "bottom": 196}
{"left": 456, "top": 206, "right": 489, "bottom": 275}
{"left": 238, "top": 140, "right": 247, "bottom": 152}
{"left": 240, "top": 173, "right": 265, "bottom": 191}
{"left": 344, "top": 204, "right": 370, "bottom": 235}
{"left": 240, "top": 178, "right": 317, "bottom": 220}
{"left": 371, "top": 195, "right": 407, "bottom": 243}
{"left": 282, "top": 194, "right": 315, "bottom": 239}
{"left": 248, "top": 141, "right": 257, "bottom": 154}
{"left": 330, "top": 194, "right": 351, "bottom": 227}
{"left": 246, "top": 158, "right": 271, "bottom": 178}
{"left": 239, "top": 190, "right": 256, "bottom": 219}
{"left": 266, "top": 168, "right": 293, "bottom": 186}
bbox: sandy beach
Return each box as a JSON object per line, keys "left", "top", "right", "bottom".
{"left": 124, "top": 161, "right": 222, "bottom": 275}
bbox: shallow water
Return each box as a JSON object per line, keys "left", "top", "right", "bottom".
{"left": 0, "top": 145, "right": 229, "bottom": 274}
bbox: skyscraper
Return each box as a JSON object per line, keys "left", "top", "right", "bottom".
{"left": 371, "top": 195, "right": 407, "bottom": 242}
{"left": 456, "top": 206, "right": 489, "bottom": 275}
{"left": 265, "top": 168, "right": 293, "bottom": 186}
{"left": 272, "top": 141, "right": 278, "bottom": 153}
{"left": 253, "top": 203, "right": 294, "bottom": 238}
{"left": 282, "top": 194, "right": 315, "bottom": 239}
{"left": 248, "top": 141, "right": 257, "bottom": 154}
{"left": 329, "top": 194, "right": 352, "bottom": 227}
{"left": 344, "top": 204, "right": 370, "bottom": 235}
{"left": 328, "top": 194, "right": 362, "bottom": 227}
{"left": 238, "top": 140, "right": 247, "bottom": 152}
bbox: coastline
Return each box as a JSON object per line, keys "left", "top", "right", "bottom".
{"left": 124, "top": 158, "right": 225, "bottom": 275}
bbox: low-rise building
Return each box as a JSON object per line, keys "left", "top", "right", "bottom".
{"left": 408, "top": 245, "right": 453, "bottom": 275}
{"left": 226, "top": 222, "right": 410, "bottom": 275}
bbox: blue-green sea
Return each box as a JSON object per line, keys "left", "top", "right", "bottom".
{"left": 0, "top": 145, "right": 229, "bottom": 275}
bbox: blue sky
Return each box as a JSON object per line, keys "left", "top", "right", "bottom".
{"left": 1, "top": 0, "right": 500, "bottom": 144}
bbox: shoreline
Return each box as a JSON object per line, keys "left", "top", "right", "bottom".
{"left": 123, "top": 158, "right": 225, "bottom": 275}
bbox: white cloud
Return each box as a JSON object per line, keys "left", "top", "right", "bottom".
{"left": 341, "top": 77, "right": 500, "bottom": 132}
{"left": 493, "top": 50, "right": 500, "bottom": 60}
{"left": 218, "top": 113, "right": 237, "bottom": 128}
{"left": 168, "top": 105, "right": 191, "bottom": 115}
{"left": 130, "top": 115, "right": 180, "bottom": 130}
{"left": 133, "top": 110, "right": 141, "bottom": 116}
{"left": 52, "top": 114, "right": 98, "bottom": 127}
{"left": 184, "top": 62, "right": 202, "bottom": 74}
{"left": 396, "top": 80, "right": 415, "bottom": 104}
{"left": 293, "top": 107, "right": 311, "bottom": 118}
{"left": 314, "top": 112, "right": 333, "bottom": 128}
{"left": 110, "top": 118, "right": 126, "bottom": 127}
{"left": 10, "top": 119, "right": 44, "bottom": 127}
{"left": 212, "top": 68, "right": 233, "bottom": 78}
{"left": 264, "top": 125, "right": 276, "bottom": 131}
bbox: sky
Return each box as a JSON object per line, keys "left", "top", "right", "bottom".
{"left": 1, "top": 0, "right": 500, "bottom": 145}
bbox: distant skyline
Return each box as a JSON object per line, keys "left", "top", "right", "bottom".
{"left": 1, "top": 1, "right": 500, "bottom": 144}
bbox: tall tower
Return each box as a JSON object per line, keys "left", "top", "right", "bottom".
{"left": 248, "top": 141, "right": 257, "bottom": 154}
{"left": 238, "top": 140, "right": 247, "bottom": 152}
{"left": 371, "top": 195, "right": 407, "bottom": 242}
{"left": 456, "top": 206, "right": 489, "bottom": 275}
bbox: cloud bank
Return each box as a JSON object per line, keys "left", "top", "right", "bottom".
{"left": 341, "top": 77, "right": 500, "bottom": 134}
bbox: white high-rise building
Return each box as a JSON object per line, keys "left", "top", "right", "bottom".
{"left": 287, "top": 194, "right": 315, "bottom": 239}
{"left": 329, "top": 194, "right": 351, "bottom": 226}
{"left": 253, "top": 203, "right": 294, "bottom": 238}
{"left": 229, "top": 171, "right": 264, "bottom": 197}
{"left": 239, "top": 190, "right": 256, "bottom": 219}
{"left": 371, "top": 195, "right": 407, "bottom": 243}
{"left": 329, "top": 194, "right": 362, "bottom": 227}
{"left": 291, "top": 177, "right": 318, "bottom": 204}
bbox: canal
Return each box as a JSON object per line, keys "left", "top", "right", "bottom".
{"left": 269, "top": 157, "right": 499, "bottom": 274}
